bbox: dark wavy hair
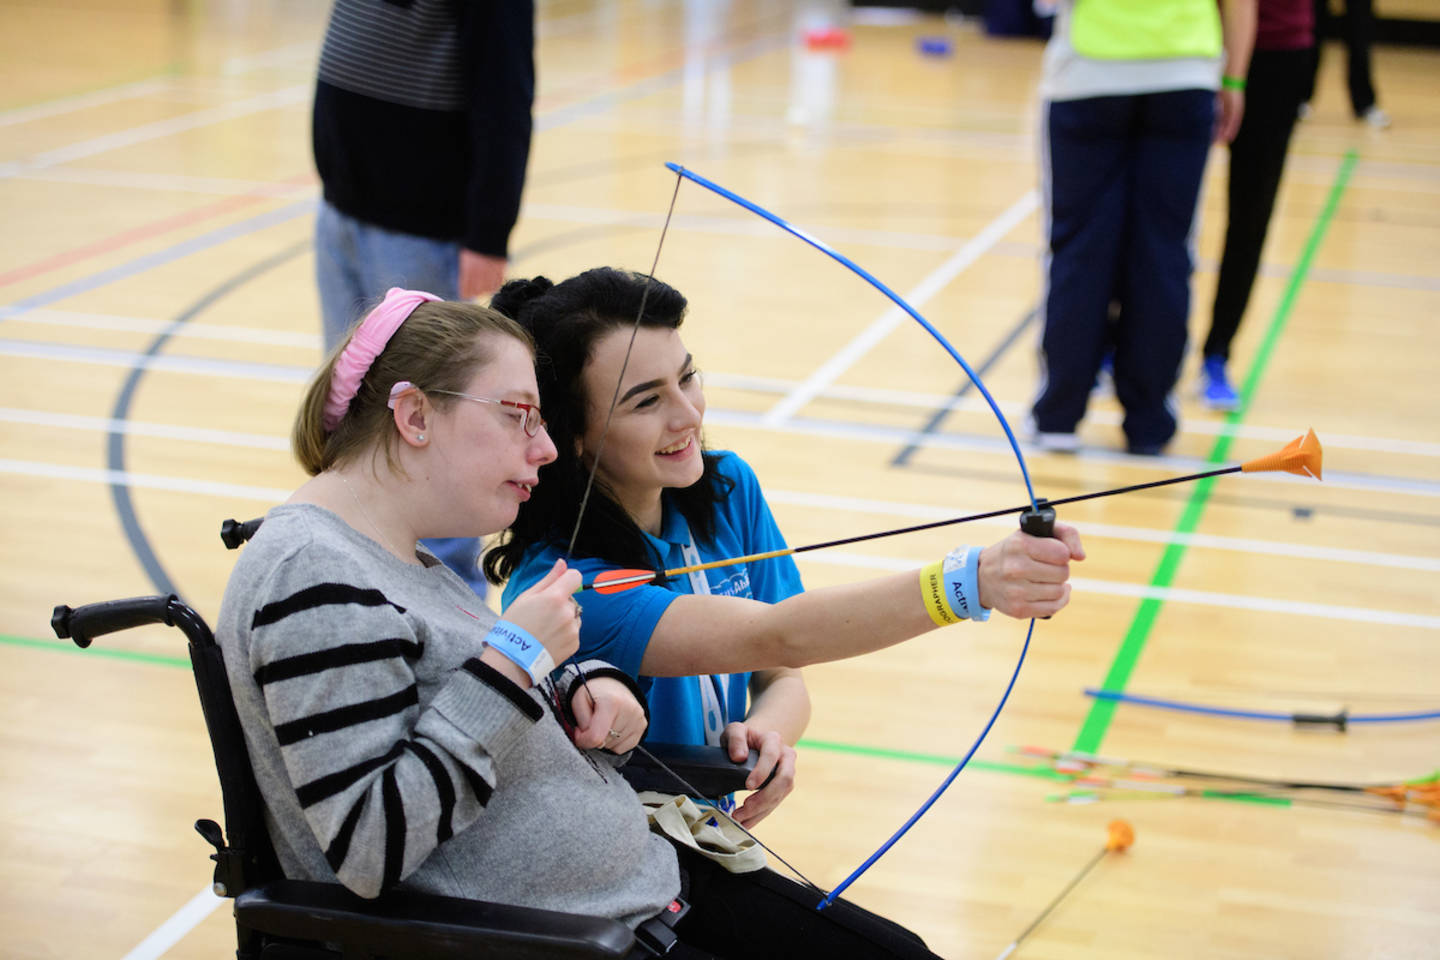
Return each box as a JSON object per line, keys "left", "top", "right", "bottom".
{"left": 483, "top": 267, "right": 732, "bottom": 585}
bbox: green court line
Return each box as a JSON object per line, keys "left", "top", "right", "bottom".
{"left": 1070, "top": 149, "right": 1359, "bottom": 755}
{"left": 0, "top": 632, "right": 190, "bottom": 669}
{"left": 798, "top": 738, "right": 1072, "bottom": 781}
{"left": 2, "top": 633, "right": 1072, "bottom": 779}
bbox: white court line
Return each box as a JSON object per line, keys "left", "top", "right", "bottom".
{"left": 0, "top": 408, "right": 290, "bottom": 450}
{"left": 760, "top": 488, "right": 1440, "bottom": 573}
{"left": 10, "top": 308, "right": 321, "bottom": 348}
{"left": 119, "top": 886, "right": 224, "bottom": 960}
{"left": 0, "top": 458, "right": 291, "bottom": 502}
{"left": 4, "top": 335, "right": 1439, "bottom": 481}
{"left": 0, "top": 39, "right": 317, "bottom": 129}
{"left": 796, "top": 552, "right": 1440, "bottom": 630}
{"left": 0, "top": 78, "right": 176, "bottom": 129}
{"left": 0, "top": 338, "right": 310, "bottom": 382}
{"left": 760, "top": 190, "right": 1039, "bottom": 427}
{"left": 704, "top": 407, "right": 1440, "bottom": 499}
{"left": 10, "top": 167, "right": 316, "bottom": 198}
{"left": 6, "top": 451, "right": 1432, "bottom": 622}
{"left": 3, "top": 323, "right": 1433, "bottom": 461}
{"left": 4, "top": 404, "right": 1435, "bottom": 572}
{"left": 0, "top": 85, "right": 309, "bottom": 179}
{"left": 703, "top": 371, "right": 1440, "bottom": 459}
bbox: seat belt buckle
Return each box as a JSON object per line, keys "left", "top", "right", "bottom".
{"left": 634, "top": 898, "right": 689, "bottom": 956}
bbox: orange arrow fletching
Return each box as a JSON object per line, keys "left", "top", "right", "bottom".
{"left": 587, "top": 568, "right": 659, "bottom": 594}
{"left": 1240, "top": 428, "right": 1322, "bottom": 480}
{"left": 1106, "top": 819, "right": 1135, "bottom": 852}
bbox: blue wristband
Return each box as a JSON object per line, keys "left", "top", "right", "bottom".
{"left": 483, "top": 619, "right": 555, "bottom": 685}
{"left": 941, "top": 546, "right": 989, "bottom": 622}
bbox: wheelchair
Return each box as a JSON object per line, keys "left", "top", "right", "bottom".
{"left": 50, "top": 519, "right": 759, "bottom": 959}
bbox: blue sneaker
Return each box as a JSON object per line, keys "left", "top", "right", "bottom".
{"left": 1091, "top": 349, "right": 1115, "bottom": 398}
{"left": 1201, "top": 355, "right": 1239, "bottom": 411}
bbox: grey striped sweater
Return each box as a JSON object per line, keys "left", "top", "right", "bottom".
{"left": 217, "top": 503, "right": 677, "bottom": 924}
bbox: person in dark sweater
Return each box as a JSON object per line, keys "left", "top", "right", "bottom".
{"left": 312, "top": 0, "right": 533, "bottom": 346}
{"left": 217, "top": 287, "right": 959, "bottom": 958}
{"left": 311, "top": 0, "right": 535, "bottom": 595}
{"left": 1201, "top": 0, "right": 1317, "bottom": 409}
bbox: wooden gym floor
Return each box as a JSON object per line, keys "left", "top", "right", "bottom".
{"left": 1, "top": 1, "right": 1436, "bottom": 957}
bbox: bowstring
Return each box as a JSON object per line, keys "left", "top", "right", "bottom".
{"left": 566, "top": 171, "right": 684, "bottom": 557}
{"left": 564, "top": 170, "right": 683, "bottom": 711}
{"left": 570, "top": 170, "right": 827, "bottom": 903}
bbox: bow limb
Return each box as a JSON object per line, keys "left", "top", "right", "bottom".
{"left": 664, "top": 162, "right": 1046, "bottom": 908}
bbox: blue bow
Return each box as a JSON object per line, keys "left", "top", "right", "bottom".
{"left": 664, "top": 162, "right": 1045, "bottom": 908}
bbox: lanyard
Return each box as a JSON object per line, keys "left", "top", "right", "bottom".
{"left": 673, "top": 515, "right": 729, "bottom": 747}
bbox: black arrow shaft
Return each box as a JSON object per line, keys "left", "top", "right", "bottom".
{"left": 791, "top": 465, "right": 1242, "bottom": 557}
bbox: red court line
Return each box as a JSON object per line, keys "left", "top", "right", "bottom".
{"left": 0, "top": 173, "right": 315, "bottom": 290}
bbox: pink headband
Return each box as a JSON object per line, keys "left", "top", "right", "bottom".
{"left": 322, "top": 287, "right": 441, "bottom": 432}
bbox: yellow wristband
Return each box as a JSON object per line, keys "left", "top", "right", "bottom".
{"left": 919, "top": 561, "right": 962, "bottom": 627}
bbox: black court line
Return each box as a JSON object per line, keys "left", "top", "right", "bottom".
{"left": 889, "top": 304, "right": 1038, "bottom": 468}
{"left": 107, "top": 240, "right": 310, "bottom": 601}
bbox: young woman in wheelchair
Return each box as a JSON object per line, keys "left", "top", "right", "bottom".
{"left": 486, "top": 268, "right": 1085, "bottom": 826}
{"left": 218, "top": 286, "right": 998, "bottom": 958}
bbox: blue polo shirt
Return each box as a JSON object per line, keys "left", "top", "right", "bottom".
{"left": 501, "top": 451, "right": 804, "bottom": 745}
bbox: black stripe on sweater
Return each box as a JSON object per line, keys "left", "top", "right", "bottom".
{"left": 381, "top": 767, "right": 405, "bottom": 890}
{"left": 461, "top": 657, "right": 543, "bottom": 721}
{"left": 404, "top": 740, "right": 458, "bottom": 844}
{"left": 275, "top": 685, "right": 419, "bottom": 746}
{"left": 296, "top": 741, "right": 407, "bottom": 809}
{"left": 252, "top": 583, "right": 405, "bottom": 630}
{"left": 254, "top": 637, "right": 424, "bottom": 687}
{"left": 324, "top": 793, "right": 368, "bottom": 874}
{"left": 458, "top": 763, "right": 494, "bottom": 809}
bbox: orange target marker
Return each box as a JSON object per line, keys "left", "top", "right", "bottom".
{"left": 993, "top": 820, "right": 1135, "bottom": 960}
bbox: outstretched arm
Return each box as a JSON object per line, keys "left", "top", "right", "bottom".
{"left": 639, "top": 524, "right": 1085, "bottom": 677}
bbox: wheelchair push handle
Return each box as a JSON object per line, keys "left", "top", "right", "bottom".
{"left": 52, "top": 595, "right": 214, "bottom": 649}
{"left": 220, "top": 517, "right": 263, "bottom": 550}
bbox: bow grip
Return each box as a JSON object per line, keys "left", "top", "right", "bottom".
{"left": 1019, "top": 499, "right": 1057, "bottom": 620}
{"left": 1019, "top": 498, "right": 1055, "bottom": 538}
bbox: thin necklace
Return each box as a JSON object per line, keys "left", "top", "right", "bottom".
{"left": 340, "top": 474, "right": 411, "bottom": 562}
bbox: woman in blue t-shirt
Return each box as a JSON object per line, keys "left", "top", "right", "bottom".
{"left": 486, "top": 267, "right": 1085, "bottom": 825}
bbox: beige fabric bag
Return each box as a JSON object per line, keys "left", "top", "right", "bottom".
{"left": 637, "top": 791, "right": 766, "bottom": 874}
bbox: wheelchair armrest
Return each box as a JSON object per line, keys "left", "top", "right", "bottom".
{"left": 620, "top": 742, "right": 761, "bottom": 798}
{"left": 235, "top": 879, "right": 634, "bottom": 959}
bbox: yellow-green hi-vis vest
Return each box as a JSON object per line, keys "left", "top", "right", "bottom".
{"left": 1071, "top": 0, "right": 1223, "bottom": 61}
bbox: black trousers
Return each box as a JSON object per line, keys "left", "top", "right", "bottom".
{"left": 631, "top": 843, "right": 945, "bottom": 959}
{"left": 1304, "top": 0, "right": 1377, "bottom": 115}
{"left": 1033, "top": 90, "right": 1215, "bottom": 448}
{"left": 1205, "top": 47, "right": 1314, "bottom": 362}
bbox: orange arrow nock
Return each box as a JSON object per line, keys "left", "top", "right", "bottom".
{"left": 1106, "top": 819, "right": 1135, "bottom": 852}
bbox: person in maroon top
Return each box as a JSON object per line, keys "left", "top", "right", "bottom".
{"left": 1301, "top": 0, "right": 1389, "bottom": 129}
{"left": 1199, "top": 0, "right": 1317, "bottom": 410}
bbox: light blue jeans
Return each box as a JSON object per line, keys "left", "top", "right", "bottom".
{"left": 315, "top": 201, "right": 485, "bottom": 597}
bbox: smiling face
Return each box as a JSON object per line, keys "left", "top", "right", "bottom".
{"left": 425, "top": 334, "right": 558, "bottom": 536}
{"left": 577, "top": 326, "right": 705, "bottom": 533}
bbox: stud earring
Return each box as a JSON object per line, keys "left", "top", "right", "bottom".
{"left": 417, "top": 434, "right": 426, "bottom": 442}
